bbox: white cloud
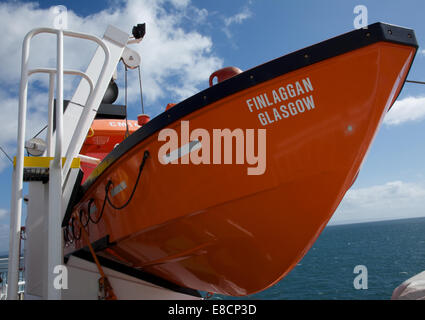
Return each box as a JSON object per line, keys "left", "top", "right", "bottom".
{"left": 0, "top": 208, "right": 7, "bottom": 219}
{"left": 330, "top": 181, "right": 425, "bottom": 225}
{"left": 0, "top": 0, "right": 223, "bottom": 100}
{"left": 0, "top": 89, "right": 50, "bottom": 171}
{"left": 224, "top": 7, "right": 252, "bottom": 26}
{"left": 384, "top": 96, "right": 425, "bottom": 125}
{"left": 222, "top": 6, "right": 252, "bottom": 39}
{"left": 169, "top": 0, "right": 191, "bottom": 8}
{"left": 0, "top": 0, "right": 223, "bottom": 171}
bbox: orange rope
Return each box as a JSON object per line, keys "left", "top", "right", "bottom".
{"left": 74, "top": 213, "right": 117, "bottom": 300}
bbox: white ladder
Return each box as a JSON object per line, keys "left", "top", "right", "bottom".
{"left": 8, "top": 25, "right": 130, "bottom": 300}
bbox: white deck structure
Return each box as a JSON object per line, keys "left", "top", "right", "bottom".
{"left": 7, "top": 24, "right": 201, "bottom": 300}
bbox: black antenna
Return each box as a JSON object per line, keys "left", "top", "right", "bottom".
{"left": 406, "top": 80, "right": 425, "bottom": 85}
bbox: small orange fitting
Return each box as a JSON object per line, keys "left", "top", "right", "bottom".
{"left": 209, "top": 66, "right": 242, "bottom": 87}
{"left": 137, "top": 114, "right": 150, "bottom": 126}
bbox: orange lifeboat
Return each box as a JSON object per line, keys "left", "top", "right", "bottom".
{"left": 63, "top": 23, "right": 418, "bottom": 296}
{"left": 79, "top": 119, "right": 141, "bottom": 182}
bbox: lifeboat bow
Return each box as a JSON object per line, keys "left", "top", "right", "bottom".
{"left": 63, "top": 23, "right": 418, "bottom": 296}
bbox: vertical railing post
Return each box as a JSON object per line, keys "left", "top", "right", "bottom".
{"left": 46, "top": 29, "right": 63, "bottom": 300}
{"left": 47, "top": 72, "right": 55, "bottom": 157}
{"left": 7, "top": 30, "right": 32, "bottom": 300}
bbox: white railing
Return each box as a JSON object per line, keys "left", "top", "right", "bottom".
{"left": 1, "top": 257, "right": 25, "bottom": 300}
{"left": 1, "top": 277, "right": 25, "bottom": 300}
{"left": 8, "top": 27, "right": 111, "bottom": 300}
{"left": 27, "top": 68, "right": 94, "bottom": 157}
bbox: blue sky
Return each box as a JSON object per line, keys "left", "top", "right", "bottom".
{"left": 0, "top": 0, "right": 425, "bottom": 252}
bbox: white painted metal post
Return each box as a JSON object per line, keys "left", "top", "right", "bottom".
{"left": 47, "top": 72, "right": 55, "bottom": 157}
{"left": 46, "top": 29, "right": 64, "bottom": 300}
{"left": 61, "top": 32, "right": 112, "bottom": 180}
{"left": 7, "top": 169, "right": 19, "bottom": 300}
{"left": 7, "top": 29, "right": 32, "bottom": 300}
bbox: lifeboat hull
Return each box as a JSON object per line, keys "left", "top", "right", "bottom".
{"left": 64, "top": 23, "right": 417, "bottom": 296}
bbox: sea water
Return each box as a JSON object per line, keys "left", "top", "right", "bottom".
{"left": 217, "top": 217, "right": 425, "bottom": 300}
